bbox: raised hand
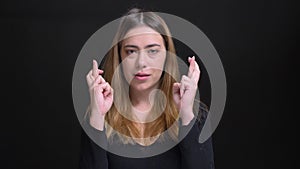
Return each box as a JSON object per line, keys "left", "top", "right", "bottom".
{"left": 86, "top": 60, "right": 114, "bottom": 130}
{"left": 173, "top": 56, "right": 201, "bottom": 125}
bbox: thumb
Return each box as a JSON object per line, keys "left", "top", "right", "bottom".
{"left": 173, "top": 83, "right": 181, "bottom": 93}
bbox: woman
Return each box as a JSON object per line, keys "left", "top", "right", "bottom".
{"left": 80, "top": 8, "right": 215, "bottom": 169}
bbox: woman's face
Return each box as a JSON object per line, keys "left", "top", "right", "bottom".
{"left": 120, "top": 26, "right": 167, "bottom": 92}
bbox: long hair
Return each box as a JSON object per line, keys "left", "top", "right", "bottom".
{"left": 101, "top": 8, "right": 180, "bottom": 145}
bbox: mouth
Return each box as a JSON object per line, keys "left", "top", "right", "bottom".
{"left": 134, "top": 72, "right": 151, "bottom": 80}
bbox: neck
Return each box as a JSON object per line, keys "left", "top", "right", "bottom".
{"left": 129, "top": 86, "right": 158, "bottom": 122}
{"left": 130, "top": 88, "right": 153, "bottom": 110}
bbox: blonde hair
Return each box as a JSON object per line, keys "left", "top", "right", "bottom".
{"left": 100, "top": 8, "right": 180, "bottom": 145}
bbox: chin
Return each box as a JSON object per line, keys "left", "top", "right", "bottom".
{"left": 132, "top": 84, "right": 151, "bottom": 91}
{"left": 131, "top": 83, "right": 158, "bottom": 92}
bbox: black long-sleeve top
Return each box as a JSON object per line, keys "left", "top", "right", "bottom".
{"left": 79, "top": 103, "right": 215, "bottom": 169}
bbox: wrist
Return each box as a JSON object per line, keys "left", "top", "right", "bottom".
{"left": 180, "top": 111, "right": 195, "bottom": 126}
{"left": 90, "top": 113, "right": 105, "bottom": 131}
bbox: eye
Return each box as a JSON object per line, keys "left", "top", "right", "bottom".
{"left": 126, "top": 49, "right": 137, "bottom": 55}
{"left": 148, "top": 49, "right": 159, "bottom": 55}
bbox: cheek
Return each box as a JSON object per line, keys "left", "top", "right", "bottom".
{"left": 153, "top": 69, "right": 164, "bottom": 80}
{"left": 152, "top": 58, "right": 166, "bottom": 79}
{"left": 121, "top": 55, "right": 134, "bottom": 73}
{"left": 151, "top": 54, "right": 166, "bottom": 71}
{"left": 121, "top": 60, "right": 134, "bottom": 83}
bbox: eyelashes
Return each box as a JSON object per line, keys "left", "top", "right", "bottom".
{"left": 148, "top": 49, "right": 159, "bottom": 54}
{"left": 125, "top": 49, "right": 160, "bottom": 57}
{"left": 125, "top": 49, "right": 137, "bottom": 55}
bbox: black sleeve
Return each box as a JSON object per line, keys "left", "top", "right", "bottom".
{"left": 178, "top": 102, "right": 215, "bottom": 169}
{"left": 79, "top": 120, "right": 108, "bottom": 169}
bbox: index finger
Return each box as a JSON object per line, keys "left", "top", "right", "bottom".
{"left": 188, "top": 56, "right": 195, "bottom": 78}
{"left": 92, "top": 60, "right": 98, "bottom": 77}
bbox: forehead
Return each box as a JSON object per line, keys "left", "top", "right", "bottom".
{"left": 122, "top": 26, "right": 164, "bottom": 46}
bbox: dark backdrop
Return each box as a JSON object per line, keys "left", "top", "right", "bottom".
{"left": 2, "top": 0, "right": 297, "bottom": 169}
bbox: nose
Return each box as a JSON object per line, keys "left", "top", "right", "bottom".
{"left": 136, "top": 50, "right": 147, "bottom": 69}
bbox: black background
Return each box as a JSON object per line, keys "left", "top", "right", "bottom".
{"left": 3, "top": 0, "right": 297, "bottom": 168}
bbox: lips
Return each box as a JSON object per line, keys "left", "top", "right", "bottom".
{"left": 135, "top": 73, "right": 150, "bottom": 76}
{"left": 134, "top": 72, "right": 151, "bottom": 80}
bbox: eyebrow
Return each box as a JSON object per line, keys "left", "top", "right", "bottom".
{"left": 124, "top": 44, "right": 161, "bottom": 49}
